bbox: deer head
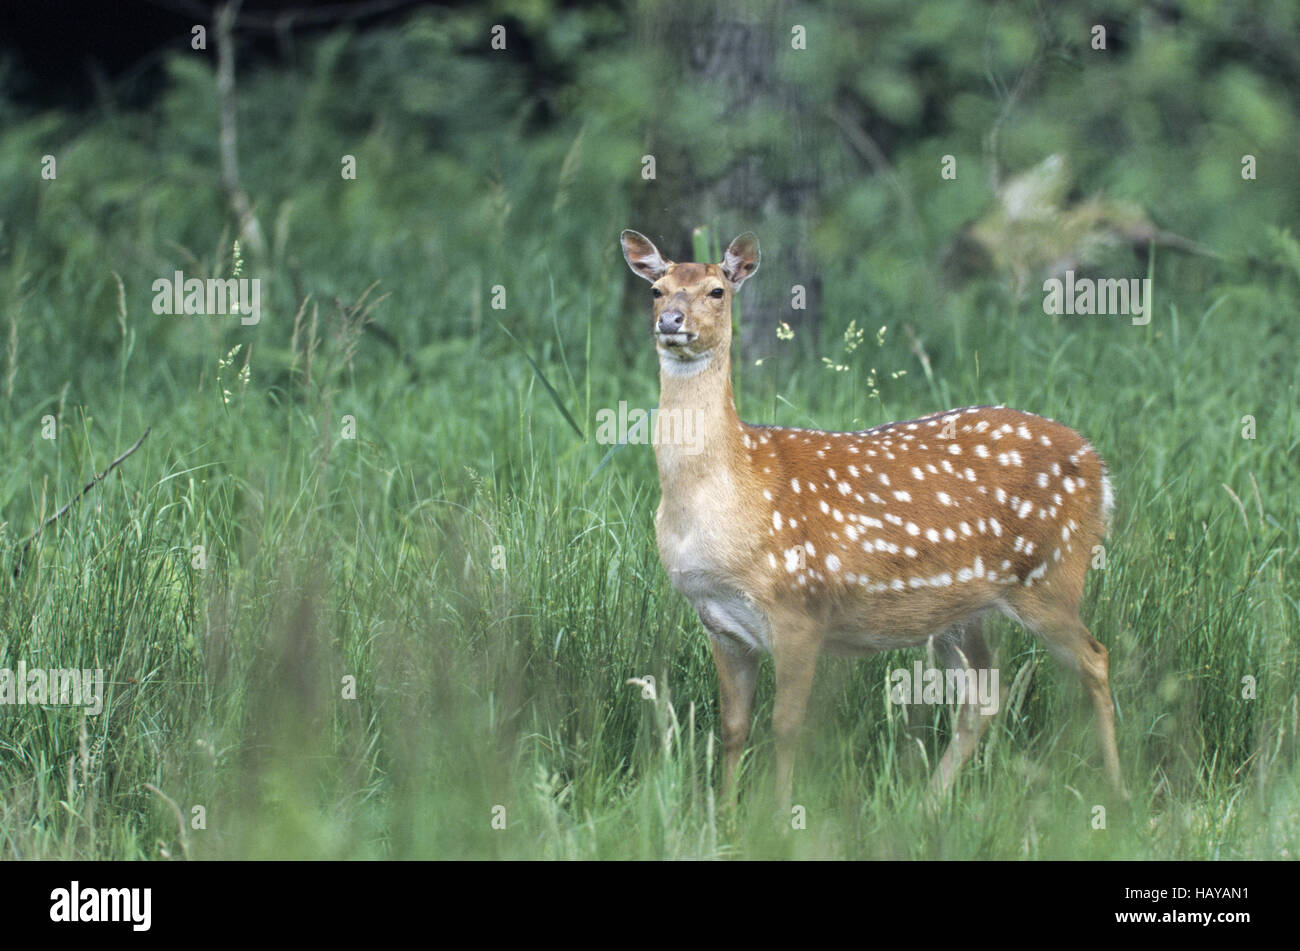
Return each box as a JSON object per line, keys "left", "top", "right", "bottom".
{"left": 620, "top": 230, "right": 759, "bottom": 371}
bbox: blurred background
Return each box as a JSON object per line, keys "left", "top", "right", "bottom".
{"left": 0, "top": 1, "right": 1296, "bottom": 859}
{"left": 4, "top": 0, "right": 1298, "bottom": 375}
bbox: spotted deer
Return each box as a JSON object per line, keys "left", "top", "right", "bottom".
{"left": 620, "top": 229, "right": 1126, "bottom": 804}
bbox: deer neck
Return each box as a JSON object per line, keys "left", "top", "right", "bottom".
{"left": 654, "top": 341, "right": 747, "bottom": 502}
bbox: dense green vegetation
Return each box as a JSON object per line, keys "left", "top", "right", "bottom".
{"left": 0, "top": 1, "right": 1296, "bottom": 858}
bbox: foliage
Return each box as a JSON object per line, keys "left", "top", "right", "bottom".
{"left": 0, "top": 1, "right": 1296, "bottom": 858}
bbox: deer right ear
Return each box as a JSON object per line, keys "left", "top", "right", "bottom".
{"left": 721, "top": 232, "right": 760, "bottom": 287}
{"left": 621, "top": 230, "right": 671, "bottom": 282}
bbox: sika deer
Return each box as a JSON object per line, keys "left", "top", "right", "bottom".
{"left": 620, "top": 229, "right": 1126, "bottom": 804}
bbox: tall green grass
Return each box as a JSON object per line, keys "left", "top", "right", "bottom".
{"left": 1, "top": 231, "right": 1295, "bottom": 858}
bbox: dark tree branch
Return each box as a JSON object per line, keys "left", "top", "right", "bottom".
{"left": 216, "top": 1, "right": 267, "bottom": 261}
{"left": 13, "top": 428, "right": 153, "bottom": 579}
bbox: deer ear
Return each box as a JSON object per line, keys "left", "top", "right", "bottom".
{"left": 722, "top": 232, "right": 760, "bottom": 287}
{"left": 621, "top": 230, "right": 671, "bottom": 282}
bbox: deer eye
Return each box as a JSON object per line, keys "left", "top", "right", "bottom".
{"left": 709, "top": 288, "right": 724, "bottom": 298}
{"left": 652, "top": 288, "right": 663, "bottom": 298}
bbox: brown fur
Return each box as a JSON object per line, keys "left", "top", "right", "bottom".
{"left": 620, "top": 229, "right": 1126, "bottom": 804}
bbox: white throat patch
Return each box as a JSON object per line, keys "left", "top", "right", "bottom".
{"left": 659, "top": 350, "right": 712, "bottom": 377}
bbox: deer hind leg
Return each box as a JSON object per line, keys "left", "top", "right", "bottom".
{"left": 928, "top": 617, "right": 996, "bottom": 794}
{"left": 1007, "top": 588, "right": 1128, "bottom": 800}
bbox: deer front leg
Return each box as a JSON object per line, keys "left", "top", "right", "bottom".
{"left": 709, "top": 636, "right": 759, "bottom": 799}
{"left": 770, "top": 620, "right": 823, "bottom": 807}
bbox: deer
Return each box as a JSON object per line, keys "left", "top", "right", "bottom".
{"left": 620, "top": 228, "right": 1127, "bottom": 807}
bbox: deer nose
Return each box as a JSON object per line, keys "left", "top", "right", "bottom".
{"left": 657, "top": 310, "right": 685, "bottom": 334}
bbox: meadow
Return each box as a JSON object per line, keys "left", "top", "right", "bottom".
{"left": 0, "top": 3, "right": 1297, "bottom": 859}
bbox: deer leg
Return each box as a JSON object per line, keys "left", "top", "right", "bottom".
{"left": 929, "top": 618, "right": 996, "bottom": 794}
{"left": 709, "top": 635, "right": 759, "bottom": 799}
{"left": 1011, "top": 592, "right": 1127, "bottom": 800}
{"left": 770, "top": 617, "right": 822, "bottom": 807}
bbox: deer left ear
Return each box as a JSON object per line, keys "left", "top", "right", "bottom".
{"left": 621, "top": 229, "right": 672, "bottom": 282}
{"left": 721, "top": 233, "right": 760, "bottom": 287}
